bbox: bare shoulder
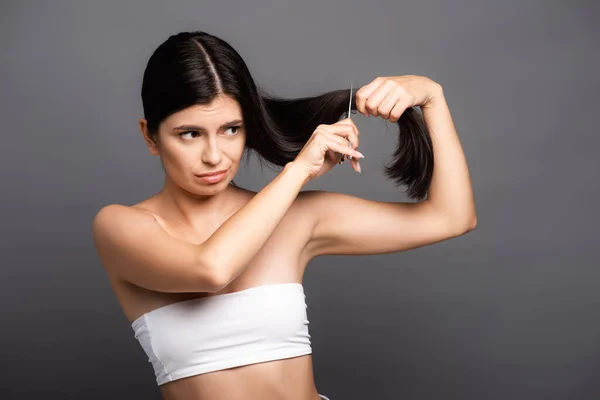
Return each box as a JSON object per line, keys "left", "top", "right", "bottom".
{"left": 91, "top": 203, "right": 163, "bottom": 275}
{"left": 92, "top": 203, "right": 155, "bottom": 240}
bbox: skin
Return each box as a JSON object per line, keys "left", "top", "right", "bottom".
{"left": 98, "top": 75, "right": 477, "bottom": 400}
{"left": 117, "top": 93, "right": 323, "bottom": 400}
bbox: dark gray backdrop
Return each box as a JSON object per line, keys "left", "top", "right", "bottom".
{"left": 2, "top": 1, "right": 599, "bottom": 399}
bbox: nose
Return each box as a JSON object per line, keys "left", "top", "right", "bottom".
{"left": 201, "top": 135, "right": 223, "bottom": 165}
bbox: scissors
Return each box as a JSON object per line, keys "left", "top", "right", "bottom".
{"left": 339, "top": 78, "right": 354, "bottom": 165}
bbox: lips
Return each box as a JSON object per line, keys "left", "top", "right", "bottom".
{"left": 196, "top": 169, "right": 228, "bottom": 177}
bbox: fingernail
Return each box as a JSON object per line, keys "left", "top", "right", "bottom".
{"left": 357, "top": 162, "right": 362, "bottom": 173}
{"left": 357, "top": 151, "right": 365, "bottom": 158}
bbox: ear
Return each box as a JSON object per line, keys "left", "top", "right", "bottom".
{"left": 139, "top": 118, "right": 159, "bottom": 156}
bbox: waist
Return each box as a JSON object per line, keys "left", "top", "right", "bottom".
{"left": 159, "top": 353, "right": 319, "bottom": 400}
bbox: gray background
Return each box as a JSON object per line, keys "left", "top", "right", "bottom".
{"left": 2, "top": 1, "right": 599, "bottom": 399}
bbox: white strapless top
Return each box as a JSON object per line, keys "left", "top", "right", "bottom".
{"left": 131, "top": 283, "right": 312, "bottom": 386}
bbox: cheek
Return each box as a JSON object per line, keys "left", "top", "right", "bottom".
{"left": 226, "top": 137, "right": 246, "bottom": 160}
{"left": 160, "top": 144, "right": 195, "bottom": 170}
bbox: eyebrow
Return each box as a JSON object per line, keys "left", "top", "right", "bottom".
{"left": 172, "top": 119, "right": 244, "bottom": 131}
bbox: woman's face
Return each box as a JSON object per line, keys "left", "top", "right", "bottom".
{"left": 140, "top": 94, "right": 247, "bottom": 195}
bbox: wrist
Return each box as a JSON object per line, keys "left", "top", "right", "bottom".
{"left": 283, "top": 161, "right": 311, "bottom": 186}
{"left": 422, "top": 83, "right": 445, "bottom": 110}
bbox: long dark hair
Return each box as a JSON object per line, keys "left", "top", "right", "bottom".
{"left": 141, "top": 31, "right": 433, "bottom": 200}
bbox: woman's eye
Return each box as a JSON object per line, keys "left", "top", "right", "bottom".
{"left": 225, "top": 126, "right": 241, "bottom": 136}
{"left": 179, "top": 131, "right": 199, "bottom": 140}
{"left": 179, "top": 126, "right": 241, "bottom": 140}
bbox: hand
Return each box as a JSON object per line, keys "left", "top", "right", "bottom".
{"left": 293, "top": 118, "right": 364, "bottom": 182}
{"left": 355, "top": 75, "right": 442, "bottom": 122}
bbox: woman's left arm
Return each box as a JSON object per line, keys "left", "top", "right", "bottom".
{"left": 417, "top": 77, "right": 477, "bottom": 228}
{"left": 301, "top": 75, "right": 477, "bottom": 257}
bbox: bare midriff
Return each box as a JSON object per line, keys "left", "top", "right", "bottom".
{"left": 158, "top": 353, "right": 322, "bottom": 400}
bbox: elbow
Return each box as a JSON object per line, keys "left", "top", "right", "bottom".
{"left": 210, "top": 272, "right": 230, "bottom": 293}
{"left": 206, "top": 264, "right": 231, "bottom": 293}
{"left": 465, "top": 216, "right": 477, "bottom": 232}
{"left": 448, "top": 214, "right": 477, "bottom": 237}
{"left": 459, "top": 215, "right": 478, "bottom": 235}
{"left": 470, "top": 215, "right": 477, "bottom": 229}
{"left": 198, "top": 256, "right": 230, "bottom": 293}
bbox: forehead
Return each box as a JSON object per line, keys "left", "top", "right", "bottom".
{"left": 162, "top": 94, "right": 242, "bottom": 128}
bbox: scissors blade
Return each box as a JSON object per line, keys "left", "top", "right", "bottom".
{"left": 343, "top": 78, "right": 354, "bottom": 162}
{"left": 347, "top": 78, "right": 353, "bottom": 120}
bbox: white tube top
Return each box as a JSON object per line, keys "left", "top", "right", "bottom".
{"left": 131, "top": 283, "right": 312, "bottom": 386}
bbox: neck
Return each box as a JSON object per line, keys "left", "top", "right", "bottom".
{"left": 156, "top": 176, "right": 243, "bottom": 230}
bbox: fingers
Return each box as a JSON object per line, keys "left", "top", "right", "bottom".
{"left": 314, "top": 120, "right": 363, "bottom": 172}
{"left": 326, "top": 132, "right": 357, "bottom": 165}
{"left": 377, "top": 91, "right": 400, "bottom": 120}
{"left": 389, "top": 98, "right": 410, "bottom": 123}
{"left": 355, "top": 77, "right": 385, "bottom": 116}
{"left": 331, "top": 118, "right": 360, "bottom": 149}
{"left": 331, "top": 119, "right": 362, "bottom": 171}
{"left": 329, "top": 139, "right": 364, "bottom": 160}
{"left": 343, "top": 142, "right": 363, "bottom": 173}
{"left": 362, "top": 79, "right": 396, "bottom": 118}
{"left": 347, "top": 146, "right": 362, "bottom": 173}
{"left": 354, "top": 77, "right": 413, "bottom": 120}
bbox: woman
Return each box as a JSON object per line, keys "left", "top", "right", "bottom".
{"left": 92, "top": 30, "right": 476, "bottom": 400}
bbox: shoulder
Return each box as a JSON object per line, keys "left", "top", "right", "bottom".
{"left": 94, "top": 194, "right": 165, "bottom": 225}
{"left": 92, "top": 204, "right": 157, "bottom": 244}
{"left": 93, "top": 203, "right": 153, "bottom": 224}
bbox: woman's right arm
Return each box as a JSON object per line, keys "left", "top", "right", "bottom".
{"left": 92, "top": 120, "right": 362, "bottom": 293}
{"left": 199, "top": 161, "right": 310, "bottom": 287}
{"left": 92, "top": 161, "right": 310, "bottom": 293}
